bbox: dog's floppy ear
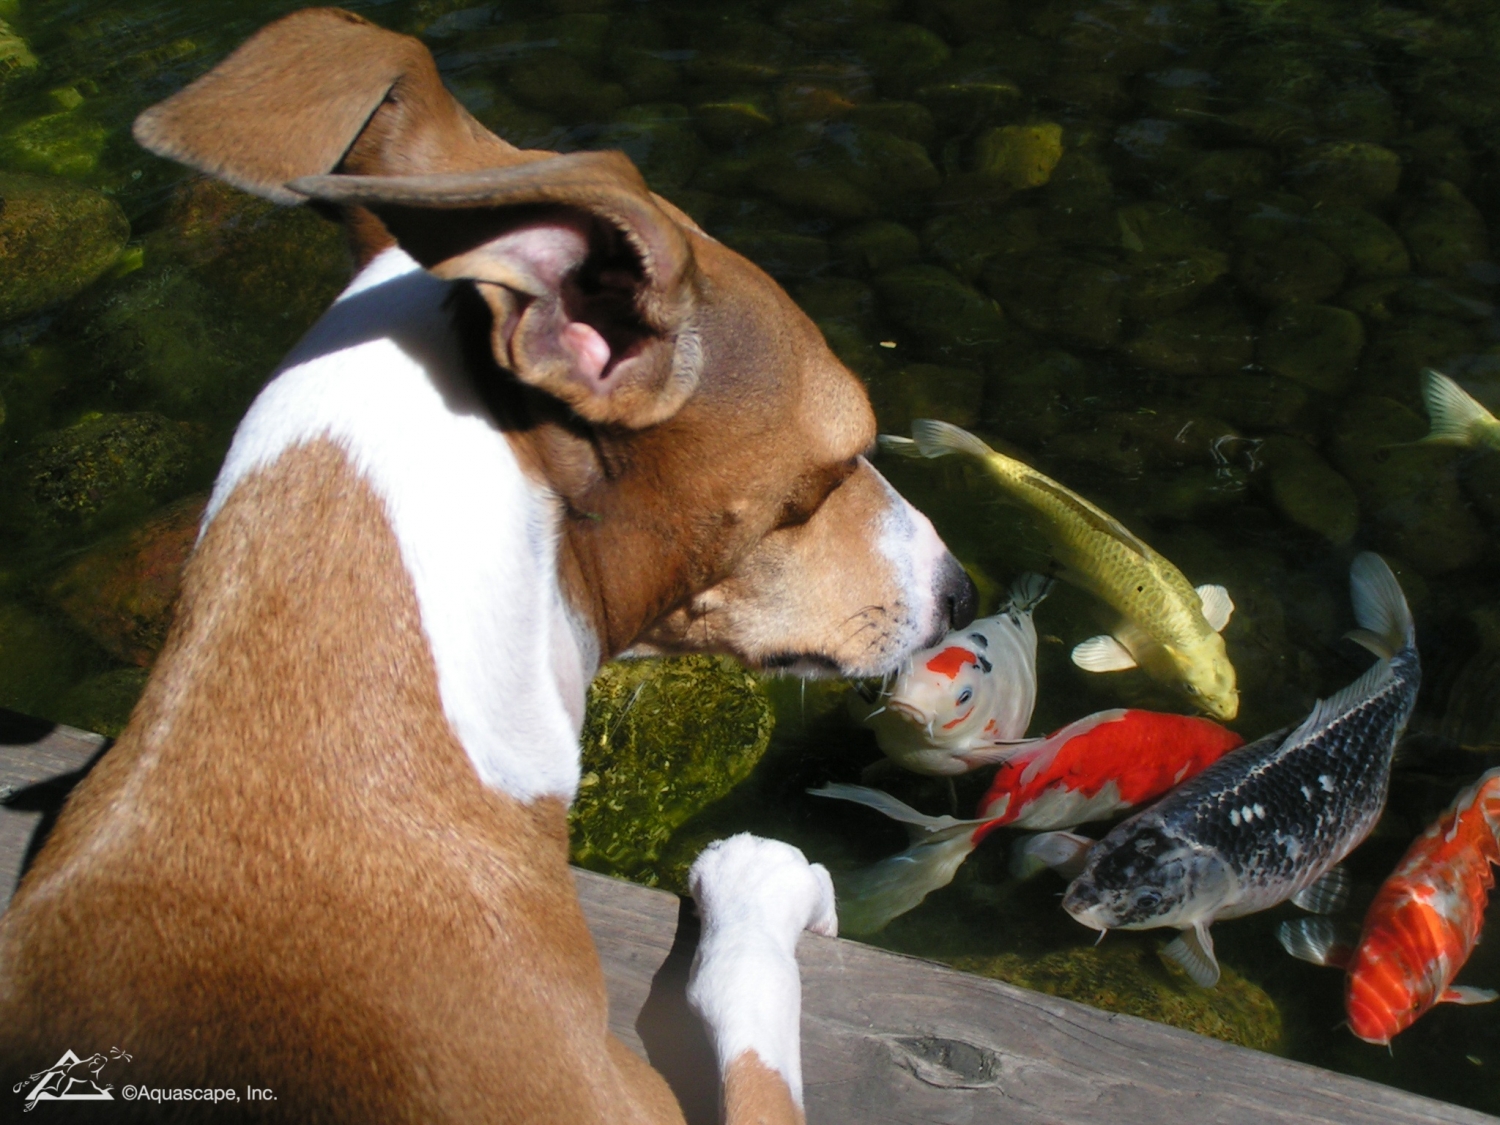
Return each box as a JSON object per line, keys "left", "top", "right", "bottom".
{"left": 133, "top": 7, "right": 514, "bottom": 205}
{"left": 293, "top": 153, "right": 702, "bottom": 428}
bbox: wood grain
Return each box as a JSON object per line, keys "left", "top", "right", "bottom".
{"left": 3, "top": 712, "right": 1493, "bottom": 1125}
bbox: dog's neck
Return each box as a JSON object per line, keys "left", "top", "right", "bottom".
{"left": 207, "top": 247, "right": 597, "bottom": 803}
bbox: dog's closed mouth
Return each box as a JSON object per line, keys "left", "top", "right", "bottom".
{"left": 758, "top": 652, "right": 844, "bottom": 676}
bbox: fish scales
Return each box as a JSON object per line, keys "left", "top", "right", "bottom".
{"left": 1062, "top": 553, "right": 1418, "bottom": 987}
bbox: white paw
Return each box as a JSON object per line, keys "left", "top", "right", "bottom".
{"left": 690, "top": 833, "right": 839, "bottom": 943}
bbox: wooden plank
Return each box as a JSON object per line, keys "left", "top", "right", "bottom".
{"left": 2, "top": 713, "right": 1493, "bottom": 1125}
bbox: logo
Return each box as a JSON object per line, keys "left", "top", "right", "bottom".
{"left": 13, "top": 1048, "right": 132, "bottom": 1113}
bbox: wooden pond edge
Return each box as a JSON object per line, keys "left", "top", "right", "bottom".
{"left": 1, "top": 710, "right": 1492, "bottom": 1125}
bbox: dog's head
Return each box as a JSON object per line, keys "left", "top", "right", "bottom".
{"left": 135, "top": 7, "right": 975, "bottom": 679}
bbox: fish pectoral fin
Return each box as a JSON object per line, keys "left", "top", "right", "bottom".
{"left": 1276, "top": 917, "right": 1353, "bottom": 970}
{"left": 1291, "top": 865, "right": 1352, "bottom": 915}
{"left": 1009, "top": 831, "right": 1094, "bottom": 880}
{"left": 1162, "top": 923, "right": 1220, "bottom": 988}
{"left": 1441, "top": 985, "right": 1500, "bottom": 1006}
{"left": 1072, "top": 635, "right": 1139, "bottom": 673}
{"left": 1195, "top": 584, "right": 1235, "bottom": 633}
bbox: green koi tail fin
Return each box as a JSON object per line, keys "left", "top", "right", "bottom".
{"left": 1420, "top": 368, "right": 1496, "bottom": 447}
{"left": 1346, "top": 552, "right": 1415, "bottom": 660}
{"left": 911, "top": 418, "right": 997, "bottom": 461}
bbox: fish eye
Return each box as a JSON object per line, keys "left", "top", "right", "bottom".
{"left": 1133, "top": 889, "right": 1162, "bottom": 910}
{"left": 1184, "top": 684, "right": 1200, "bottom": 696}
{"left": 957, "top": 688, "right": 973, "bottom": 705}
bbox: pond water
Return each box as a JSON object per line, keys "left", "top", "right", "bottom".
{"left": 3, "top": 0, "right": 1500, "bottom": 1112}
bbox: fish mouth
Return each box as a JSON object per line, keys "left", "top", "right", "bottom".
{"left": 887, "top": 700, "right": 934, "bottom": 728}
{"left": 1060, "top": 887, "right": 1106, "bottom": 928}
{"left": 1201, "top": 690, "right": 1240, "bottom": 722}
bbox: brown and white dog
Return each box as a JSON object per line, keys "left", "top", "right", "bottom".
{"left": 0, "top": 9, "right": 975, "bottom": 1123}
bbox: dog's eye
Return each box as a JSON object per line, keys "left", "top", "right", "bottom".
{"left": 776, "top": 460, "right": 856, "bottom": 529}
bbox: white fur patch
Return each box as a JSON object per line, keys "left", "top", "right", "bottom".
{"left": 205, "top": 248, "right": 594, "bottom": 802}
{"left": 873, "top": 470, "right": 951, "bottom": 659}
{"left": 686, "top": 834, "right": 837, "bottom": 1108}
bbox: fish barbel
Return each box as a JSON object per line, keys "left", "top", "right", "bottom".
{"left": 811, "top": 708, "right": 1242, "bottom": 933}
{"left": 1063, "top": 553, "right": 1419, "bottom": 988}
{"left": 1281, "top": 767, "right": 1500, "bottom": 1044}
{"left": 889, "top": 419, "right": 1237, "bottom": 721}
{"left": 854, "top": 573, "right": 1052, "bottom": 776}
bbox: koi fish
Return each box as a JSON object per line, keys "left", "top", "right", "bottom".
{"left": 811, "top": 708, "right": 1243, "bottom": 933}
{"left": 1064, "top": 553, "right": 1419, "bottom": 988}
{"left": 1279, "top": 767, "right": 1500, "bottom": 1044}
{"left": 886, "top": 420, "right": 1237, "bottom": 720}
{"left": 854, "top": 573, "right": 1052, "bottom": 776}
{"left": 1418, "top": 368, "right": 1500, "bottom": 453}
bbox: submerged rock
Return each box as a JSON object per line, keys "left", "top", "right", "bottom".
{"left": 1287, "top": 141, "right": 1401, "bottom": 207}
{"left": 0, "top": 602, "right": 92, "bottom": 721}
{"left": 1308, "top": 206, "right": 1411, "bottom": 280}
{"left": 985, "top": 251, "right": 1124, "bottom": 349}
{"left": 923, "top": 209, "right": 1044, "bottom": 283}
{"left": 949, "top": 940, "right": 1282, "bottom": 1052}
{"left": 834, "top": 220, "right": 919, "bottom": 275}
{"left": 1256, "top": 304, "right": 1365, "bottom": 394}
{"left": 972, "top": 123, "right": 1065, "bottom": 192}
{"left": 1234, "top": 235, "right": 1346, "bottom": 306}
{"left": 28, "top": 412, "right": 200, "bottom": 527}
{"left": 0, "top": 18, "right": 38, "bottom": 85}
{"left": 874, "top": 264, "right": 1014, "bottom": 359}
{"left": 1257, "top": 435, "right": 1359, "bottom": 545}
{"left": 1400, "top": 180, "right": 1490, "bottom": 279}
{"left": 569, "top": 656, "right": 774, "bottom": 884}
{"left": 0, "top": 172, "right": 128, "bottom": 322}
{"left": 1191, "top": 373, "right": 1309, "bottom": 431}
{"left": 0, "top": 110, "right": 108, "bottom": 178}
{"left": 866, "top": 362, "right": 985, "bottom": 433}
{"left": 55, "top": 667, "right": 150, "bottom": 738}
{"left": 1327, "top": 396, "right": 1488, "bottom": 575}
{"left": 48, "top": 494, "right": 207, "bottom": 666}
{"left": 1122, "top": 300, "right": 1255, "bottom": 377}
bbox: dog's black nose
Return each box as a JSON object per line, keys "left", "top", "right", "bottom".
{"left": 939, "top": 554, "right": 978, "bottom": 631}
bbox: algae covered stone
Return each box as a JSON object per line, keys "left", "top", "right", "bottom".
{"left": 1400, "top": 180, "right": 1489, "bottom": 279}
{"left": 54, "top": 667, "right": 149, "bottom": 738}
{"left": 985, "top": 251, "right": 1124, "bottom": 349}
{"left": 0, "top": 602, "right": 92, "bottom": 720}
{"left": 866, "top": 362, "right": 985, "bottom": 432}
{"left": 873, "top": 264, "right": 1014, "bottom": 359}
{"left": 28, "top": 412, "right": 200, "bottom": 526}
{"left": 569, "top": 655, "right": 774, "bottom": 884}
{"left": 949, "top": 940, "right": 1282, "bottom": 1052}
{"left": 1287, "top": 141, "right": 1401, "bottom": 207}
{"left": 1256, "top": 304, "right": 1365, "bottom": 394}
{"left": 972, "top": 123, "right": 1065, "bottom": 192}
{"left": 0, "top": 172, "right": 128, "bottom": 322}
{"left": 1257, "top": 434, "right": 1359, "bottom": 545}
{"left": 1122, "top": 300, "right": 1255, "bottom": 378}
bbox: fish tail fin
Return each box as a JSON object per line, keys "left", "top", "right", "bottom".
{"left": 911, "top": 418, "right": 997, "bottom": 461}
{"left": 1346, "top": 552, "right": 1415, "bottom": 659}
{"left": 1007, "top": 572, "right": 1054, "bottom": 615}
{"left": 836, "top": 832, "right": 981, "bottom": 934}
{"left": 808, "top": 783, "right": 985, "bottom": 842}
{"left": 877, "top": 433, "right": 924, "bottom": 459}
{"left": 1420, "top": 368, "right": 1495, "bottom": 446}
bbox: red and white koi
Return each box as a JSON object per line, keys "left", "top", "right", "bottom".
{"left": 813, "top": 709, "right": 1243, "bottom": 933}
{"left": 1279, "top": 766, "right": 1500, "bottom": 1044}
{"left": 853, "top": 573, "right": 1051, "bottom": 776}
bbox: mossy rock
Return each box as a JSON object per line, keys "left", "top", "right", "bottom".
{"left": 1358, "top": 314, "right": 1478, "bottom": 401}
{"left": 693, "top": 96, "right": 775, "bottom": 146}
{"left": 569, "top": 655, "right": 774, "bottom": 885}
{"left": 1309, "top": 207, "right": 1411, "bottom": 280}
{"left": 28, "top": 412, "right": 200, "bottom": 526}
{"left": 718, "top": 228, "right": 829, "bottom": 281}
{"left": 1121, "top": 300, "right": 1255, "bottom": 378}
{"left": 833, "top": 221, "right": 919, "bottom": 275}
{"left": 1234, "top": 236, "right": 1346, "bottom": 306}
{"left": 1176, "top": 149, "right": 1275, "bottom": 203}
{"left": 0, "top": 602, "right": 92, "bottom": 720}
{"left": 54, "top": 667, "right": 150, "bottom": 738}
{"left": 0, "top": 110, "right": 108, "bottom": 178}
{"left": 0, "top": 172, "right": 128, "bottom": 322}
{"left": 1327, "top": 396, "right": 1488, "bottom": 575}
{"left": 596, "top": 105, "right": 704, "bottom": 191}
{"left": 508, "top": 50, "right": 626, "bottom": 118}
{"left": 1287, "top": 142, "right": 1401, "bottom": 207}
{"left": 972, "top": 123, "right": 1065, "bottom": 192}
{"left": 847, "top": 100, "right": 935, "bottom": 145}
{"left": 922, "top": 209, "right": 1044, "bottom": 284}
{"left": 1257, "top": 434, "right": 1359, "bottom": 545}
{"left": 852, "top": 21, "right": 950, "bottom": 99}
{"left": 1400, "top": 180, "right": 1489, "bottom": 279}
{"left": 1256, "top": 304, "right": 1365, "bottom": 394}
{"left": 985, "top": 251, "right": 1124, "bottom": 349}
{"left": 949, "top": 941, "right": 1283, "bottom": 1052}
{"left": 873, "top": 264, "right": 1014, "bottom": 359}
{"left": 0, "top": 18, "right": 38, "bottom": 85}
{"left": 48, "top": 494, "right": 206, "bottom": 666}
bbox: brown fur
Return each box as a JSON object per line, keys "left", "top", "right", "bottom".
{"left": 1, "top": 10, "right": 973, "bottom": 1123}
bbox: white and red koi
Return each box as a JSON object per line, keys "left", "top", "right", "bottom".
{"left": 813, "top": 709, "right": 1243, "bottom": 933}
{"left": 854, "top": 573, "right": 1051, "bottom": 776}
{"left": 1280, "top": 767, "right": 1500, "bottom": 1044}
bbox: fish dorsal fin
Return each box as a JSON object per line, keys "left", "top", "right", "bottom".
{"left": 1072, "top": 635, "right": 1139, "bottom": 673}
{"left": 1286, "top": 654, "right": 1397, "bottom": 748}
{"left": 1009, "top": 830, "right": 1094, "bottom": 880}
{"left": 1348, "top": 552, "right": 1415, "bottom": 657}
{"left": 1196, "top": 584, "right": 1235, "bottom": 632}
{"left": 1441, "top": 985, "right": 1500, "bottom": 1006}
{"left": 1024, "top": 475, "right": 1152, "bottom": 558}
{"left": 1291, "top": 865, "right": 1351, "bottom": 915}
{"left": 1420, "top": 368, "right": 1496, "bottom": 446}
{"left": 808, "top": 784, "right": 988, "bottom": 843}
{"left": 1277, "top": 917, "right": 1353, "bottom": 969}
{"left": 1162, "top": 922, "right": 1220, "bottom": 987}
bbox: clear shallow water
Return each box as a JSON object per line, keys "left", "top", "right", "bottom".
{"left": 2, "top": 0, "right": 1500, "bottom": 1112}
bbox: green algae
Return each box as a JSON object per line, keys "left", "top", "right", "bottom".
{"left": 0, "top": 172, "right": 127, "bottom": 322}
{"left": 569, "top": 656, "right": 774, "bottom": 885}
